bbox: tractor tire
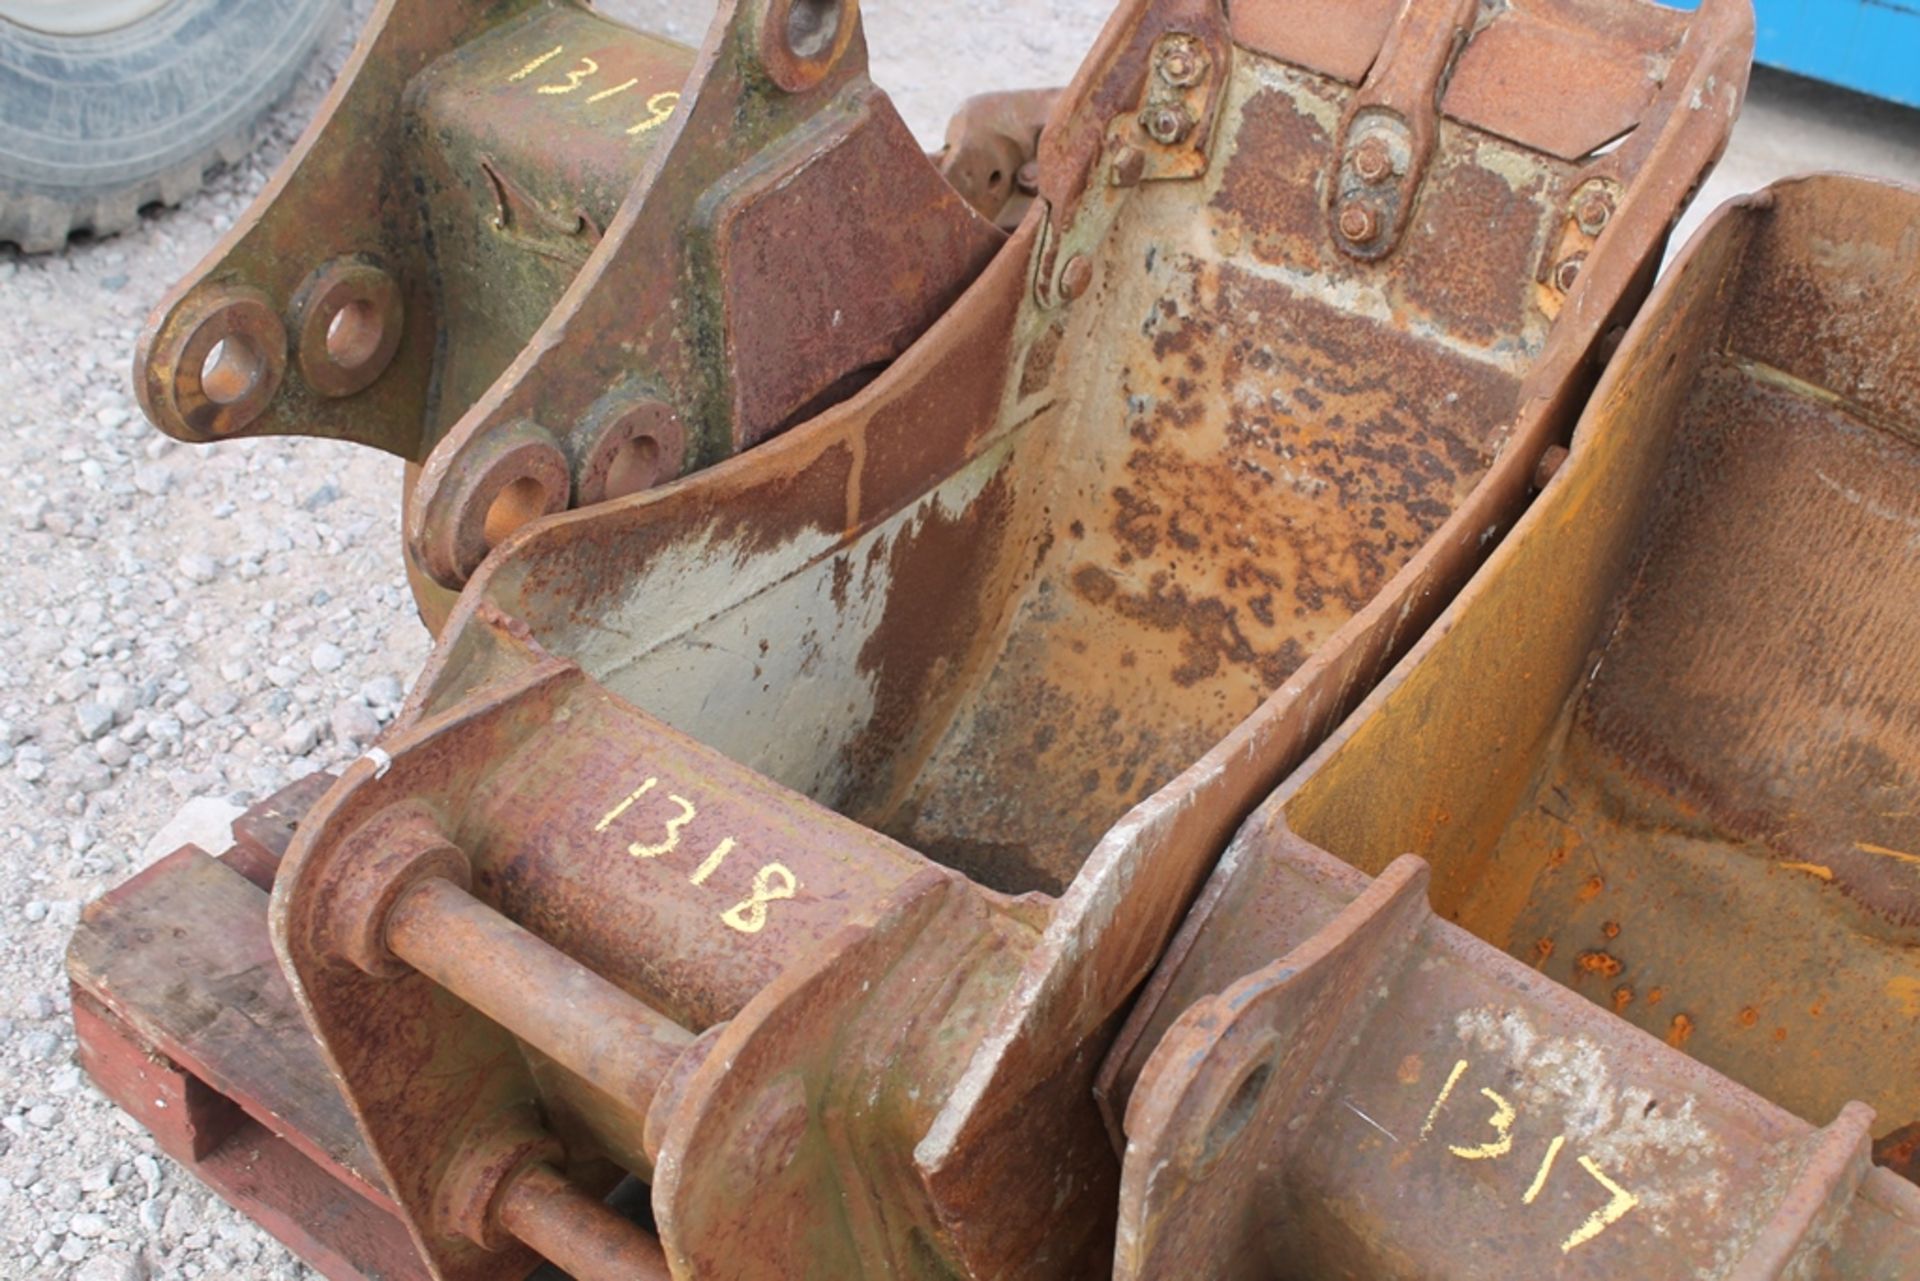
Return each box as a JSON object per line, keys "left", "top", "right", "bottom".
{"left": 0, "top": 0, "right": 340, "bottom": 252}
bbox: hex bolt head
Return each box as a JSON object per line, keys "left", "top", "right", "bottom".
{"left": 1059, "top": 254, "right": 1095, "bottom": 302}
{"left": 1142, "top": 104, "right": 1193, "bottom": 147}
{"left": 1337, "top": 201, "right": 1380, "bottom": 245}
{"left": 1110, "top": 144, "right": 1147, "bottom": 187}
{"left": 1574, "top": 192, "right": 1613, "bottom": 236}
{"left": 1352, "top": 136, "right": 1394, "bottom": 185}
{"left": 1158, "top": 45, "right": 1203, "bottom": 88}
{"left": 1554, "top": 253, "right": 1586, "bottom": 293}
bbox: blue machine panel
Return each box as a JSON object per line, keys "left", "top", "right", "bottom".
{"left": 1755, "top": 0, "right": 1920, "bottom": 107}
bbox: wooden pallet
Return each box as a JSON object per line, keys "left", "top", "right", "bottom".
{"left": 66, "top": 776, "right": 429, "bottom": 1281}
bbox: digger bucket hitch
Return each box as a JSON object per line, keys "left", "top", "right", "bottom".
{"left": 130, "top": 0, "right": 1006, "bottom": 618}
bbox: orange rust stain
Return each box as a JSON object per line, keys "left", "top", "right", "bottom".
{"left": 1773, "top": 1027, "right": 1787, "bottom": 1042}
{"left": 1886, "top": 976, "right": 1920, "bottom": 1019}
{"left": 1533, "top": 937, "right": 1555, "bottom": 966}
{"left": 1601, "top": 921, "right": 1621, "bottom": 940}
{"left": 1737, "top": 1006, "right": 1759, "bottom": 1029}
{"left": 1576, "top": 951, "right": 1623, "bottom": 979}
{"left": 1612, "top": 985, "right": 1634, "bottom": 1014}
{"left": 1576, "top": 875, "right": 1605, "bottom": 903}
{"left": 1646, "top": 986, "right": 1665, "bottom": 1007}
{"left": 1810, "top": 998, "right": 1825, "bottom": 1018}
{"left": 1071, "top": 564, "right": 1117, "bottom": 604}
{"left": 1397, "top": 1054, "right": 1423, "bottom": 1086}
{"left": 1667, "top": 1013, "right": 1694, "bottom": 1049}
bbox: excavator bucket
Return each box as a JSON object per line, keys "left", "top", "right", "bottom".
{"left": 68, "top": 0, "right": 1763, "bottom": 1275}
{"left": 129, "top": 0, "right": 1008, "bottom": 625}
{"left": 1106, "top": 172, "right": 1920, "bottom": 1280}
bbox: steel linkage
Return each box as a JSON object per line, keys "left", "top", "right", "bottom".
{"left": 132, "top": 0, "right": 1007, "bottom": 623}
{"left": 64, "top": 0, "right": 1825, "bottom": 1277}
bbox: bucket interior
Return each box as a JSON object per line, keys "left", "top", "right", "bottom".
{"left": 514, "top": 52, "right": 1604, "bottom": 896}
{"left": 1281, "top": 178, "right": 1920, "bottom": 1157}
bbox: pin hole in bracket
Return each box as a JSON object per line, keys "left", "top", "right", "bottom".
{"left": 419, "top": 420, "right": 574, "bottom": 587}
{"left": 137, "top": 286, "right": 288, "bottom": 442}
{"left": 756, "top": 0, "right": 858, "bottom": 93}
{"left": 138, "top": 257, "right": 407, "bottom": 442}
{"left": 1190, "top": 1029, "right": 1283, "bottom": 1172}
{"left": 290, "top": 257, "right": 405, "bottom": 399}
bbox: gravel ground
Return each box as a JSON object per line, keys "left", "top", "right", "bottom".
{"left": 0, "top": 7, "right": 419, "bottom": 1276}
{"left": 0, "top": 3, "right": 1913, "bottom": 1279}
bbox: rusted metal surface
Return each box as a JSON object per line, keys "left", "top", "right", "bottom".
{"left": 1113, "top": 844, "right": 1920, "bottom": 1278}
{"left": 133, "top": 0, "right": 1005, "bottom": 610}
{"left": 1105, "top": 173, "right": 1920, "bottom": 1276}
{"left": 496, "top": 1163, "right": 671, "bottom": 1281}
{"left": 226, "top": 0, "right": 1756, "bottom": 1277}
{"left": 406, "top": 0, "right": 1000, "bottom": 591}
{"left": 383, "top": 873, "right": 696, "bottom": 1121}
{"left": 934, "top": 88, "right": 1060, "bottom": 230}
{"left": 271, "top": 658, "right": 957, "bottom": 1277}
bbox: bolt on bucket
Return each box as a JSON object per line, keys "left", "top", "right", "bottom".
{"left": 1106, "top": 172, "right": 1920, "bottom": 1278}
{"left": 242, "top": 0, "right": 1751, "bottom": 1277}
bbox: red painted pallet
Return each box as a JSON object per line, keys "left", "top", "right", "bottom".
{"left": 66, "top": 776, "right": 428, "bottom": 1281}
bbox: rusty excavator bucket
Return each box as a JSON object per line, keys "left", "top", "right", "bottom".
{"left": 128, "top": 0, "right": 1011, "bottom": 626}
{"left": 1105, "top": 172, "right": 1920, "bottom": 1279}
{"left": 62, "top": 0, "right": 1920, "bottom": 1277}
